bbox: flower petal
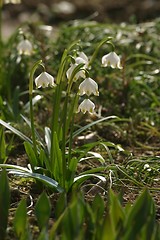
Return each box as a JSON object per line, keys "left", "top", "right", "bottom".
{"left": 79, "top": 78, "right": 99, "bottom": 96}
{"left": 102, "top": 52, "right": 122, "bottom": 69}
{"left": 35, "top": 72, "right": 55, "bottom": 89}
{"left": 78, "top": 99, "right": 95, "bottom": 114}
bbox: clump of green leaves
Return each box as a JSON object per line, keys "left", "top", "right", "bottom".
{"left": 0, "top": 170, "right": 159, "bottom": 239}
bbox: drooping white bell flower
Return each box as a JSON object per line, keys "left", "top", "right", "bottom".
{"left": 66, "top": 64, "right": 86, "bottom": 82}
{"left": 66, "top": 52, "right": 89, "bottom": 81}
{"left": 75, "top": 52, "right": 89, "bottom": 66}
{"left": 102, "top": 52, "right": 122, "bottom": 69}
{"left": 78, "top": 99, "right": 95, "bottom": 114}
{"left": 79, "top": 78, "right": 99, "bottom": 96}
{"left": 17, "top": 39, "right": 33, "bottom": 55}
{"left": 35, "top": 72, "right": 55, "bottom": 88}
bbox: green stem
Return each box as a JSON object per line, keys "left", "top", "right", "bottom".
{"left": 88, "top": 37, "right": 113, "bottom": 67}
{"left": 61, "top": 94, "right": 69, "bottom": 186}
{"left": 29, "top": 60, "right": 43, "bottom": 95}
{"left": 29, "top": 93, "right": 37, "bottom": 157}
{"left": 29, "top": 60, "right": 43, "bottom": 158}
{"left": 68, "top": 94, "right": 79, "bottom": 164}
{"left": 56, "top": 40, "right": 80, "bottom": 85}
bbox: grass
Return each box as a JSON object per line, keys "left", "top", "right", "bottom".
{"left": 0, "top": 5, "right": 160, "bottom": 239}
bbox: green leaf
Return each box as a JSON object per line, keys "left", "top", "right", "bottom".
{"left": 55, "top": 192, "right": 67, "bottom": 218}
{"left": 123, "top": 188, "right": 155, "bottom": 239}
{"left": 38, "top": 228, "right": 49, "bottom": 240}
{"left": 109, "top": 190, "right": 125, "bottom": 238}
{"left": 65, "top": 157, "right": 78, "bottom": 190}
{"left": 39, "top": 148, "right": 49, "bottom": 169}
{"left": 0, "top": 164, "right": 64, "bottom": 192}
{"left": 35, "top": 192, "right": 51, "bottom": 230}
{"left": 51, "top": 131, "right": 63, "bottom": 185}
{"left": 44, "top": 127, "right": 51, "bottom": 154}
{"left": 21, "top": 114, "right": 44, "bottom": 149}
{"left": 59, "top": 194, "right": 85, "bottom": 240}
{"left": 0, "top": 119, "right": 32, "bottom": 143}
{"left": 12, "top": 86, "right": 20, "bottom": 120}
{"left": 69, "top": 116, "right": 121, "bottom": 142}
{"left": 102, "top": 214, "right": 115, "bottom": 240}
{"left": 101, "top": 191, "right": 124, "bottom": 240}
{"left": 11, "top": 171, "right": 64, "bottom": 192}
{"left": 0, "top": 170, "right": 10, "bottom": 240}
{"left": 24, "top": 141, "right": 38, "bottom": 167}
{"left": 72, "top": 174, "right": 106, "bottom": 191}
{"left": 92, "top": 194, "right": 105, "bottom": 221}
{"left": 14, "top": 199, "right": 27, "bottom": 239}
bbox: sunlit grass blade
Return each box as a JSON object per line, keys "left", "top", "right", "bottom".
{"left": 72, "top": 174, "right": 106, "bottom": 191}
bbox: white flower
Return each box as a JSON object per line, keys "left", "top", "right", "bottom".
{"left": 35, "top": 72, "right": 55, "bottom": 88}
{"left": 79, "top": 78, "right": 99, "bottom": 96}
{"left": 66, "top": 52, "right": 89, "bottom": 81}
{"left": 75, "top": 52, "right": 89, "bottom": 66}
{"left": 66, "top": 64, "right": 85, "bottom": 81}
{"left": 102, "top": 52, "right": 122, "bottom": 69}
{"left": 78, "top": 99, "right": 95, "bottom": 114}
{"left": 17, "top": 39, "right": 33, "bottom": 55}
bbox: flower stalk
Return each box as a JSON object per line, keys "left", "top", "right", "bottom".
{"left": 29, "top": 60, "right": 43, "bottom": 158}
{"left": 88, "top": 37, "right": 113, "bottom": 67}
